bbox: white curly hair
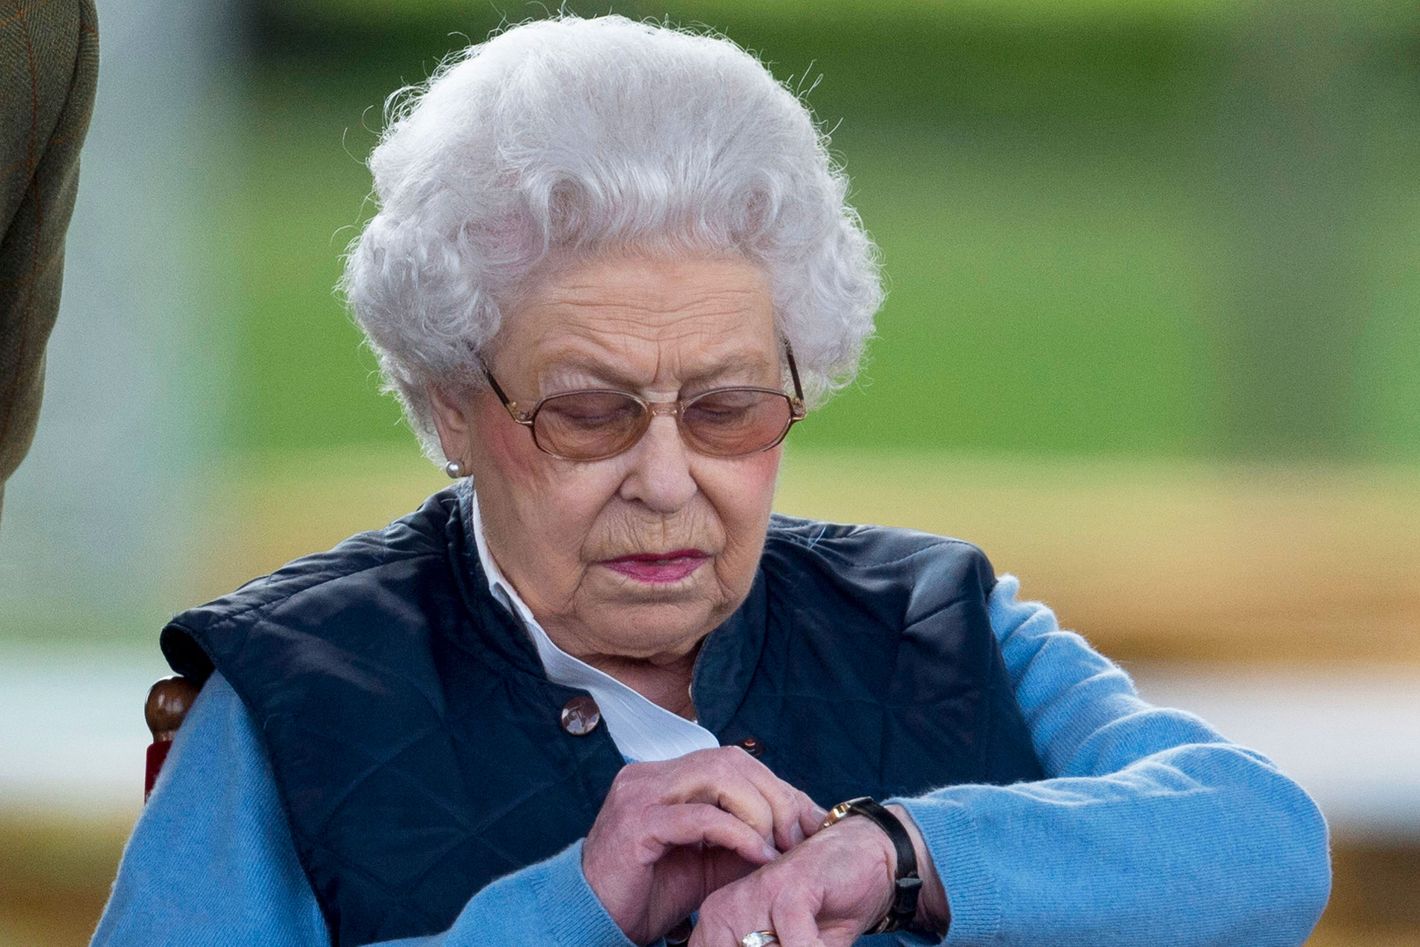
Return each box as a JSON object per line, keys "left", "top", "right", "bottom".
{"left": 340, "top": 15, "right": 883, "bottom": 460}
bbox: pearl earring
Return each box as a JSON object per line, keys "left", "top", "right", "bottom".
{"left": 444, "top": 460, "right": 463, "bottom": 479}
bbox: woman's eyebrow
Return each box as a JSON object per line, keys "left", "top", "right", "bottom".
{"left": 680, "top": 352, "right": 778, "bottom": 386}
{"left": 537, "top": 348, "right": 779, "bottom": 388}
{"left": 535, "top": 353, "right": 642, "bottom": 388}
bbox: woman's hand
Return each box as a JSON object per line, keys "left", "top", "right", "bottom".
{"left": 583, "top": 747, "right": 826, "bottom": 945}
{"left": 687, "top": 805, "right": 949, "bottom": 947}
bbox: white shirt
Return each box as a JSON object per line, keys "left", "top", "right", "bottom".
{"left": 468, "top": 491, "right": 720, "bottom": 763}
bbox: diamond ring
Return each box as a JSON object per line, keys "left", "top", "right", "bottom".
{"left": 740, "top": 932, "right": 779, "bottom": 947}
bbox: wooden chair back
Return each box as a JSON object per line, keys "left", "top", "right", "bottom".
{"left": 144, "top": 675, "right": 198, "bottom": 800}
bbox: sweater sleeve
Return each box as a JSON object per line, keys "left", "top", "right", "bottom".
{"left": 891, "top": 575, "right": 1332, "bottom": 947}
{"left": 91, "top": 672, "right": 634, "bottom": 947}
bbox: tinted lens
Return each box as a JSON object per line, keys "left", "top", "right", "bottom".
{"left": 681, "top": 389, "right": 793, "bottom": 455}
{"left": 533, "top": 391, "right": 646, "bottom": 459}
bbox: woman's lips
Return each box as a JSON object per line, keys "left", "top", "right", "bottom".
{"left": 601, "top": 549, "right": 708, "bottom": 584}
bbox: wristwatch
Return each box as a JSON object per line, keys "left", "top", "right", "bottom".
{"left": 821, "top": 796, "right": 922, "bottom": 934}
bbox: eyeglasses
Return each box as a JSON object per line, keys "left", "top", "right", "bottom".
{"left": 483, "top": 342, "right": 807, "bottom": 461}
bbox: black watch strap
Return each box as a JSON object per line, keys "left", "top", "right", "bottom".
{"left": 821, "top": 796, "right": 923, "bottom": 933}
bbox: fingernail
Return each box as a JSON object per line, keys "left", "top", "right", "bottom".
{"left": 790, "top": 823, "right": 806, "bottom": 845}
{"left": 762, "top": 840, "right": 780, "bottom": 860}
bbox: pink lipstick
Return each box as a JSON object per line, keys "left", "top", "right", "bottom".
{"left": 601, "top": 549, "right": 708, "bottom": 584}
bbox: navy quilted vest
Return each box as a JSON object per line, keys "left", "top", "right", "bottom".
{"left": 161, "top": 484, "right": 1042, "bottom": 945}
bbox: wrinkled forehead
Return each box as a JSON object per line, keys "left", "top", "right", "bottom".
{"left": 494, "top": 255, "right": 779, "bottom": 388}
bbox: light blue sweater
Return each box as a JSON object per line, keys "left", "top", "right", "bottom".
{"left": 92, "top": 576, "right": 1331, "bottom": 946}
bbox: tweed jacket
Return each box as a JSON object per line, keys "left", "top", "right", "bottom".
{"left": 0, "top": 0, "right": 97, "bottom": 519}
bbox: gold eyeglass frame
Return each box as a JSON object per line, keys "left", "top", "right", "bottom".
{"left": 482, "top": 340, "right": 808, "bottom": 462}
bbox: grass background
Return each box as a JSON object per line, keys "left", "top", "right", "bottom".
{"left": 227, "top": 0, "right": 1420, "bottom": 463}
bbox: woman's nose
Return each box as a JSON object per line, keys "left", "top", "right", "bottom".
{"left": 617, "top": 414, "right": 698, "bottom": 512}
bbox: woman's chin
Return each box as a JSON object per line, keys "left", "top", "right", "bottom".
{"left": 579, "top": 570, "right": 733, "bottom": 657}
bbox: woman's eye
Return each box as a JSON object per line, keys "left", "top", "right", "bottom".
{"left": 559, "top": 409, "right": 616, "bottom": 426}
{"left": 687, "top": 397, "right": 754, "bottom": 424}
{"left": 693, "top": 406, "right": 745, "bottom": 422}
{"left": 547, "top": 397, "right": 639, "bottom": 428}
{"left": 562, "top": 407, "right": 612, "bottom": 422}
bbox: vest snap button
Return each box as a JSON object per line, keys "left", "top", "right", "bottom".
{"left": 737, "top": 735, "right": 763, "bottom": 757}
{"left": 560, "top": 695, "right": 601, "bottom": 736}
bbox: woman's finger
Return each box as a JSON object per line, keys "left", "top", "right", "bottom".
{"left": 614, "top": 755, "right": 776, "bottom": 845}
{"left": 659, "top": 748, "right": 823, "bottom": 852}
{"left": 668, "top": 774, "right": 777, "bottom": 848}
{"left": 643, "top": 802, "right": 781, "bottom": 865}
{"left": 686, "top": 910, "right": 745, "bottom": 947}
{"left": 709, "top": 782, "right": 777, "bottom": 846}
{"left": 748, "top": 779, "right": 822, "bottom": 851}
{"left": 713, "top": 754, "right": 825, "bottom": 850}
{"left": 770, "top": 894, "right": 824, "bottom": 947}
{"left": 798, "top": 802, "right": 827, "bottom": 842}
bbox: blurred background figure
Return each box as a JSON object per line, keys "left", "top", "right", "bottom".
{"left": 0, "top": 1, "right": 1414, "bottom": 944}
{"left": 0, "top": 0, "right": 97, "bottom": 521}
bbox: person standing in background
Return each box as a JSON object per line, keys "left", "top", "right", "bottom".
{"left": 0, "top": 0, "right": 97, "bottom": 522}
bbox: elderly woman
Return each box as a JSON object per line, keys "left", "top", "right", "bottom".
{"left": 95, "top": 16, "right": 1329, "bottom": 947}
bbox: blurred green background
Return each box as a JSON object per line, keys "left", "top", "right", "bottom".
{"left": 2, "top": 1, "right": 1417, "bottom": 943}
{"left": 234, "top": 0, "right": 1419, "bottom": 462}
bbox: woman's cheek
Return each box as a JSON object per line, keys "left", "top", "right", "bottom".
{"left": 733, "top": 448, "right": 783, "bottom": 519}
{"left": 711, "top": 451, "right": 782, "bottom": 588}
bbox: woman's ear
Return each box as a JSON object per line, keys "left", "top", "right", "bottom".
{"left": 427, "top": 385, "right": 475, "bottom": 464}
